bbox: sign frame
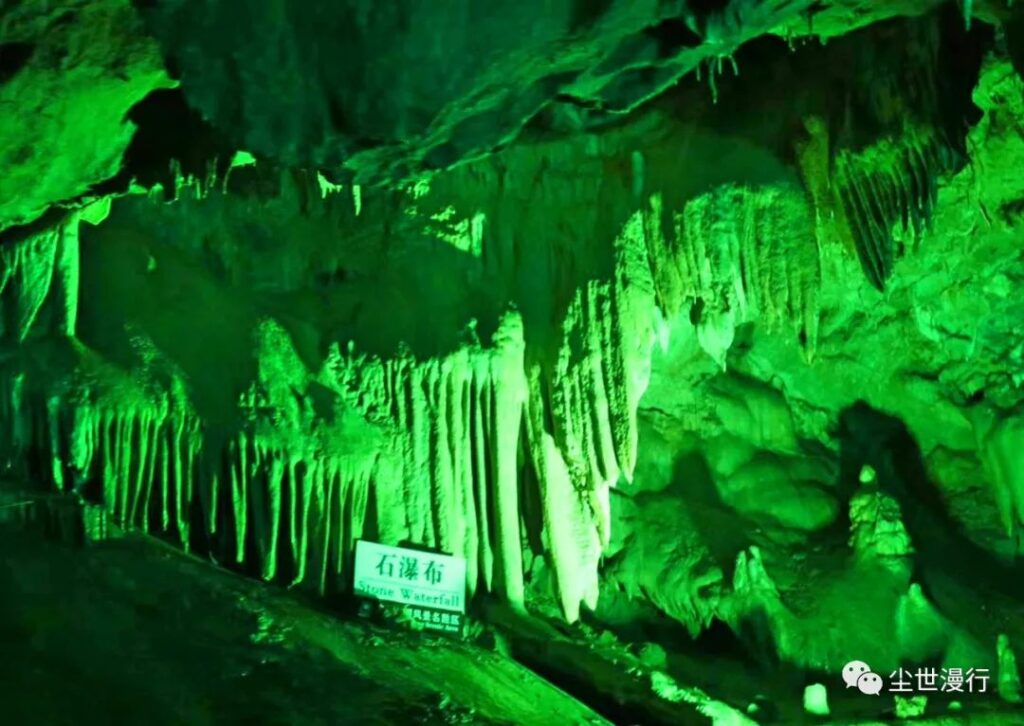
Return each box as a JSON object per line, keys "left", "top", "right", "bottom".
{"left": 353, "top": 539, "right": 467, "bottom": 615}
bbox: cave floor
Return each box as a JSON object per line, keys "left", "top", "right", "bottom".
{"left": 0, "top": 524, "right": 607, "bottom": 726}
{"left": 0, "top": 516, "right": 1020, "bottom": 726}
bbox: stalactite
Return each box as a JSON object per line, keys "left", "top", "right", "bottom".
{"left": 428, "top": 362, "right": 451, "bottom": 557}
{"left": 487, "top": 312, "right": 528, "bottom": 609}
{"left": 524, "top": 365, "right": 602, "bottom": 622}
{"left": 614, "top": 210, "right": 659, "bottom": 477}
{"left": 230, "top": 435, "right": 247, "bottom": 562}
{"left": 670, "top": 184, "right": 820, "bottom": 363}
{"left": 5, "top": 231, "right": 57, "bottom": 341}
{"left": 1, "top": 310, "right": 647, "bottom": 625}
{"left": 975, "top": 411, "right": 1024, "bottom": 554}
{"left": 306, "top": 457, "right": 330, "bottom": 592}
{"left": 471, "top": 359, "right": 495, "bottom": 594}
{"left": 181, "top": 417, "right": 199, "bottom": 551}
{"left": 408, "top": 360, "right": 435, "bottom": 547}
{"left": 449, "top": 350, "right": 480, "bottom": 596}
{"left": 306, "top": 292, "right": 647, "bottom": 619}
{"left": 0, "top": 216, "right": 79, "bottom": 343}
{"left": 832, "top": 127, "right": 957, "bottom": 290}
{"left": 0, "top": 191, "right": 673, "bottom": 626}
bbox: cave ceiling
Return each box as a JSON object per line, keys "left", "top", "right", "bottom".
{"left": 3, "top": 0, "right": 1024, "bottom": 722}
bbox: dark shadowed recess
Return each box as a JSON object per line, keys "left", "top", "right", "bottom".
{"left": 1006, "top": 11, "right": 1024, "bottom": 80}
{"left": 838, "top": 401, "right": 1024, "bottom": 645}
{"left": 0, "top": 42, "right": 33, "bottom": 83}
{"left": 93, "top": 88, "right": 236, "bottom": 198}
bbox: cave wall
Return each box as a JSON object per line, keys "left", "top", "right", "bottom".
{"left": 0, "top": 0, "right": 173, "bottom": 230}
{"left": 2, "top": 4, "right": 1024, "bottom": 711}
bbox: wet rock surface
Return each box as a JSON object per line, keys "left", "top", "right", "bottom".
{"left": 3, "top": 1, "right": 1024, "bottom": 723}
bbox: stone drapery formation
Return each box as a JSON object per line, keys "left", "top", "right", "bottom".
{"left": 0, "top": 192, "right": 664, "bottom": 622}
{"left": 0, "top": 1, "right": 1017, "bottom": 642}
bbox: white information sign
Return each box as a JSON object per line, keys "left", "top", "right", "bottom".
{"left": 353, "top": 540, "right": 466, "bottom": 614}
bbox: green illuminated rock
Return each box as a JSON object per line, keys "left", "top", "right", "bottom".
{"left": 0, "top": 1, "right": 173, "bottom": 230}
{"left": 1, "top": 2, "right": 1024, "bottom": 723}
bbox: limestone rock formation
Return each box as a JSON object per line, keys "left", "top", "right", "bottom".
{"left": 0, "top": 1, "right": 173, "bottom": 229}
{"left": 3, "top": 1, "right": 1024, "bottom": 723}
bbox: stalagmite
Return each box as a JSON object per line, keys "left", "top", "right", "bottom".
{"left": 133, "top": 413, "right": 156, "bottom": 529}
{"left": 296, "top": 458, "right": 315, "bottom": 586}
{"left": 617, "top": 210, "right": 659, "bottom": 479}
{"left": 997, "top": 634, "right": 1023, "bottom": 704}
{"left": 267, "top": 453, "right": 285, "bottom": 579}
{"left": 431, "top": 359, "right": 454, "bottom": 552}
{"left": 849, "top": 486, "right": 915, "bottom": 577}
{"left": 720, "top": 546, "right": 823, "bottom": 667}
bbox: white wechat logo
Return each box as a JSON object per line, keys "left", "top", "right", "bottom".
{"left": 842, "top": 661, "right": 883, "bottom": 695}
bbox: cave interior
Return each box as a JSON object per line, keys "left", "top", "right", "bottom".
{"left": 2, "top": 1, "right": 1024, "bottom": 724}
